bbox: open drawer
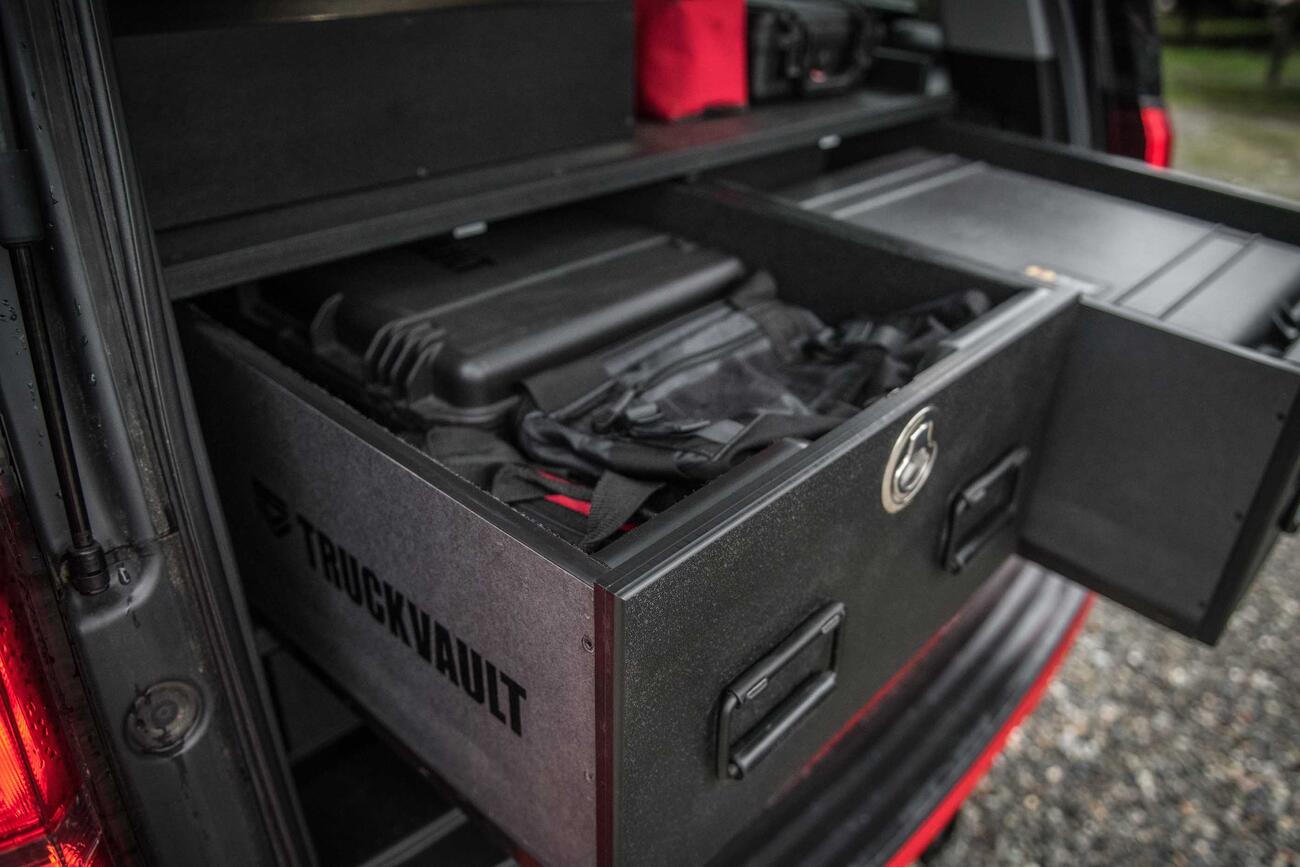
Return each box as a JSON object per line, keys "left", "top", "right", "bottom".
{"left": 682, "top": 119, "right": 1300, "bottom": 643}
{"left": 180, "top": 127, "right": 1300, "bottom": 867}
{"left": 181, "top": 197, "right": 1077, "bottom": 867}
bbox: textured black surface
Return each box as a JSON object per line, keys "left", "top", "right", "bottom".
{"left": 608, "top": 291, "right": 1075, "bottom": 866}
{"left": 182, "top": 312, "right": 600, "bottom": 867}
{"left": 777, "top": 146, "right": 1300, "bottom": 345}
{"left": 710, "top": 561, "right": 1090, "bottom": 867}
{"left": 783, "top": 148, "right": 1210, "bottom": 296}
{"left": 112, "top": 1, "right": 633, "bottom": 229}
{"left": 1023, "top": 302, "right": 1300, "bottom": 641}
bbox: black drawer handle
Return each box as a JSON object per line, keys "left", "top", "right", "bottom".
{"left": 716, "top": 602, "right": 845, "bottom": 781}
{"left": 941, "top": 446, "right": 1030, "bottom": 574}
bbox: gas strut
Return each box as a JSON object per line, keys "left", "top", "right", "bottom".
{"left": 1, "top": 65, "right": 108, "bottom": 594}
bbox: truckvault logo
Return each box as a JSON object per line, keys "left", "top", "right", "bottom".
{"left": 252, "top": 478, "right": 292, "bottom": 538}
{"left": 251, "top": 477, "right": 528, "bottom": 737}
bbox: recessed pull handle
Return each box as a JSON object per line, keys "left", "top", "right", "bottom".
{"left": 716, "top": 602, "right": 845, "bottom": 781}
{"left": 941, "top": 446, "right": 1030, "bottom": 574}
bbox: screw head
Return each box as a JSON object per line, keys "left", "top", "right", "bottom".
{"left": 125, "top": 680, "right": 203, "bottom": 755}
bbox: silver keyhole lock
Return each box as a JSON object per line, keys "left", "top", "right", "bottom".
{"left": 882, "top": 407, "right": 938, "bottom": 513}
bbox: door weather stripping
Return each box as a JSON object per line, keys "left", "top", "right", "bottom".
{"left": 1, "top": 67, "right": 107, "bottom": 594}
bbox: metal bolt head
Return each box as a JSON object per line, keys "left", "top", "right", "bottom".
{"left": 125, "top": 680, "right": 203, "bottom": 755}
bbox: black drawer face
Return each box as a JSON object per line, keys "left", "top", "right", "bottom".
{"left": 182, "top": 123, "right": 1300, "bottom": 867}
{"left": 602, "top": 290, "right": 1073, "bottom": 862}
{"left": 706, "top": 119, "right": 1300, "bottom": 644}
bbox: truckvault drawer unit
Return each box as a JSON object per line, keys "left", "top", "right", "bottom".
{"left": 182, "top": 125, "right": 1300, "bottom": 866}
{"left": 185, "top": 219, "right": 1074, "bottom": 867}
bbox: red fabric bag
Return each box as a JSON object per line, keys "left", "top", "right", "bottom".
{"left": 636, "top": 0, "right": 748, "bottom": 120}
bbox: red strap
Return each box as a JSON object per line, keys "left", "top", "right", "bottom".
{"left": 542, "top": 493, "right": 637, "bottom": 533}
{"left": 544, "top": 492, "right": 594, "bottom": 516}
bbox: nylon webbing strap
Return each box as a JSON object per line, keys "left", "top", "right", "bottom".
{"left": 581, "top": 471, "right": 663, "bottom": 550}
{"left": 490, "top": 464, "right": 586, "bottom": 503}
{"left": 490, "top": 465, "right": 660, "bottom": 551}
{"left": 731, "top": 271, "right": 816, "bottom": 363}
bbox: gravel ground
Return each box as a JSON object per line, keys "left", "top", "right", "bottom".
{"left": 929, "top": 534, "right": 1300, "bottom": 867}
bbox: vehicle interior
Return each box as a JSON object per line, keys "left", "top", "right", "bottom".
{"left": 1, "top": 0, "right": 1298, "bottom": 866}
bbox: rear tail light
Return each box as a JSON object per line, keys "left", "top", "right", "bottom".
{"left": 1138, "top": 104, "right": 1173, "bottom": 168}
{"left": 0, "top": 501, "right": 108, "bottom": 867}
{"left": 1107, "top": 100, "right": 1173, "bottom": 168}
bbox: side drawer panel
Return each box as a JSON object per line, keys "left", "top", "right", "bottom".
{"left": 182, "top": 315, "right": 599, "bottom": 867}
{"left": 1022, "top": 302, "right": 1300, "bottom": 641}
{"left": 608, "top": 291, "right": 1076, "bottom": 866}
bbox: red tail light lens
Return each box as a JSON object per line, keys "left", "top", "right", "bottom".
{"left": 1107, "top": 102, "right": 1174, "bottom": 169}
{"left": 0, "top": 513, "right": 107, "bottom": 866}
{"left": 1138, "top": 105, "right": 1172, "bottom": 168}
